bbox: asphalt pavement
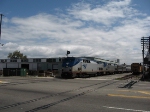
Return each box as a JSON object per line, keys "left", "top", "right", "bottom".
{"left": 0, "top": 73, "right": 150, "bottom": 112}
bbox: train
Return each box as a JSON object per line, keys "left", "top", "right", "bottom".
{"left": 61, "top": 57, "right": 131, "bottom": 78}
{"left": 131, "top": 63, "right": 143, "bottom": 75}
{"left": 115, "top": 64, "right": 131, "bottom": 74}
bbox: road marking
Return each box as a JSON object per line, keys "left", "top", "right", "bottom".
{"left": 86, "top": 79, "right": 111, "bottom": 80}
{"left": 75, "top": 78, "right": 111, "bottom": 80}
{"left": 0, "top": 81, "right": 9, "bottom": 83}
{"left": 138, "top": 84, "right": 146, "bottom": 85}
{"left": 108, "top": 94, "right": 150, "bottom": 99}
{"left": 138, "top": 91, "right": 150, "bottom": 95}
{"left": 103, "top": 106, "right": 150, "bottom": 112}
{"left": 133, "top": 86, "right": 150, "bottom": 89}
{"left": 118, "top": 90, "right": 150, "bottom": 95}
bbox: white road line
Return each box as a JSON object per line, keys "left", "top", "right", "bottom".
{"left": 0, "top": 81, "right": 9, "bottom": 83}
{"left": 75, "top": 78, "right": 111, "bottom": 80}
{"left": 103, "top": 106, "right": 150, "bottom": 112}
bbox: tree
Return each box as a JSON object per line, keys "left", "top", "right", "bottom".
{"left": 7, "top": 50, "right": 27, "bottom": 59}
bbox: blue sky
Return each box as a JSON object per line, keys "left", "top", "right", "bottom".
{"left": 0, "top": 0, "right": 150, "bottom": 64}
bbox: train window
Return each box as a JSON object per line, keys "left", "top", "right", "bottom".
{"left": 65, "top": 59, "right": 72, "bottom": 62}
{"left": 83, "top": 60, "right": 90, "bottom": 63}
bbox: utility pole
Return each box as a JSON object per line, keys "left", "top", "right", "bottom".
{"left": 0, "top": 14, "right": 4, "bottom": 46}
{"left": 141, "top": 36, "right": 150, "bottom": 80}
{"left": 142, "top": 37, "right": 145, "bottom": 79}
{"left": 0, "top": 14, "right": 4, "bottom": 39}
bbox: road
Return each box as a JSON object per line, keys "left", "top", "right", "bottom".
{"left": 0, "top": 73, "right": 150, "bottom": 112}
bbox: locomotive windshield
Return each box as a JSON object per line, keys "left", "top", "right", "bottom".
{"left": 63, "top": 58, "right": 75, "bottom": 62}
{"left": 62, "top": 57, "right": 81, "bottom": 67}
{"left": 62, "top": 57, "right": 76, "bottom": 67}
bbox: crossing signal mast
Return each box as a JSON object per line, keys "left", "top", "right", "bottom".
{"left": 66, "top": 51, "right": 70, "bottom": 57}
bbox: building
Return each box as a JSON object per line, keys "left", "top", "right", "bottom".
{"left": 0, "top": 57, "right": 64, "bottom": 77}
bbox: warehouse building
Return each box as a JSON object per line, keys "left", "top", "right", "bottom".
{"left": 0, "top": 57, "right": 64, "bottom": 77}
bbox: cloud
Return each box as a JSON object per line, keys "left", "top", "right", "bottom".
{"left": 67, "top": 0, "right": 147, "bottom": 26}
{"left": 1, "top": 0, "right": 150, "bottom": 64}
{"left": 3, "top": 14, "right": 83, "bottom": 42}
{"left": 67, "top": 0, "right": 133, "bottom": 25}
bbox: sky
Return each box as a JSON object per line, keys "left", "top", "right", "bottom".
{"left": 0, "top": 0, "right": 150, "bottom": 64}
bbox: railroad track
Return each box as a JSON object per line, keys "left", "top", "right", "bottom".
{"left": 0, "top": 80, "right": 118, "bottom": 111}
{"left": 117, "top": 74, "right": 142, "bottom": 88}
{"left": 116, "top": 74, "right": 142, "bottom": 80}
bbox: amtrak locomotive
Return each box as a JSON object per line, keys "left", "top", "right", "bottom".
{"left": 61, "top": 57, "right": 116, "bottom": 78}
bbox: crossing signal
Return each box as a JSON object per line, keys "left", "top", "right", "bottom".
{"left": 67, "top": 51, "right": 70, "bottom": 54}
